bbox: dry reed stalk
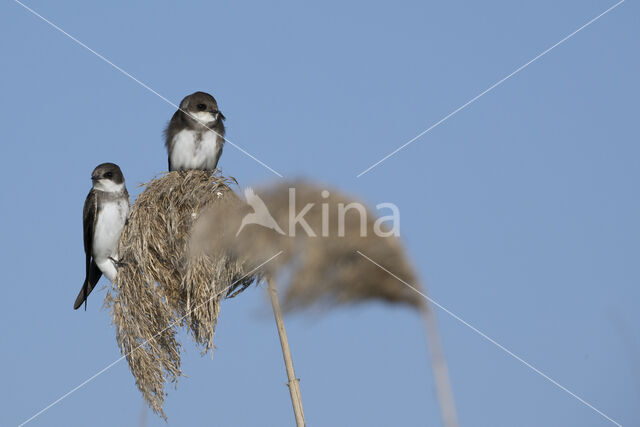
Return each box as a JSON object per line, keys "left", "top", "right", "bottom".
{"left": 268, "top": 277, "right": 305, "bottom": 426}
{"left": 422, "top": 304, "right": 459, "bottom": 427}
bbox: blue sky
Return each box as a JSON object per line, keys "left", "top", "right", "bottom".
{"left": 1, "top": 1, "right": 638, "bottom": 426}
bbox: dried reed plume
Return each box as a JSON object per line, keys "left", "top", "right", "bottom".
{"left": 203, "top": 180, "right": 424, "bottom": 311}
{"left": 202, "top": 180, "right": 458, "bottom": 426}
{"left": 105, "top": 171, "right": 255, "bottom": 418}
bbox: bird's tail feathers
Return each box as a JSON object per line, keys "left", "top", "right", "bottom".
{"left": 73, "top": 280, "right": 89, "bottom": 310}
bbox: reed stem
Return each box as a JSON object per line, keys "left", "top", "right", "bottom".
{"left": 268, "top": 278, "right": 306, "bottom": 426}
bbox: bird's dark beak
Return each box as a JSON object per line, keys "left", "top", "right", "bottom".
{"left": 211, "top": 110, "right": 225, "bottom": 121}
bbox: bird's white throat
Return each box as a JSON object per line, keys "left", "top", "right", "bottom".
{"left": 189, "top": 111, "right": 217, "bottom": 126}
{"left": 93, "top": 179, "right": 125, "bottom": 193}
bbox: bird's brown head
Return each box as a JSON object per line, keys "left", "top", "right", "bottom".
{"left": 179, "top": 91, "right": 225, "bottom": 129}
{"left": 91, "top": 163, "right": 125, "bottom": 191}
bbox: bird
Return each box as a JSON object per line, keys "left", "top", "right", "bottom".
{"left": 236, "top": 187, "right": 285, "bottom": 236}
{"left": 164, "top": 91, "right": 226, "bottom": 172}
{"left": 74, "top": 163, "right": 130, "bottom": 310}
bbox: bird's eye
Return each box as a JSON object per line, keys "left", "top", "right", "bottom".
{"left": 104, "top": 172, "right": 113, "bottom": 178}
{"left": 197, "top": 104, "right": 207, "bottom": 111}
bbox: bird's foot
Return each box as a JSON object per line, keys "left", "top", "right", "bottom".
{"left": 109, "top": 257, "right": 127, "bottom": 269}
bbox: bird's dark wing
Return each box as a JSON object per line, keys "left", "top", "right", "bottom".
{"left": 74, "top": 190, "right": 102, "bottom": 310}
{"left": 83, "top": 190, "right": 96, "bottom": 255}
{"left": 213, "top": 144, "right": 223, "bottom": 170}
{"left": 165, "top": 111, "right": 183, "bottom": 171}
{"left": 164, "top": 111, "right": 181, "bottom": 149}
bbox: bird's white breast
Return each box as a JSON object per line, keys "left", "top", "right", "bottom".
{"left": 93, "top": 198, "right": 129, "bottom": 278}
{"left": 170, "top": 129, "right": 222, "bottom": 170}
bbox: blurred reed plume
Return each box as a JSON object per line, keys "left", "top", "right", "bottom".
{"left": 105, "top": 171, "right": 256, "bottom": 418}
{"left": 203, "top": 179, "right": 424, "bottom": 311}
{"left": 201, "top": 179, "right": 458, "bottom": 426}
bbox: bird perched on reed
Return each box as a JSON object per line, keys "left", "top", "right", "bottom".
{"left": 164, "top": 91, "right": 226, "bottom": 172}
{"left": 74, "top": 163, "right": 130, "bottom": 310}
